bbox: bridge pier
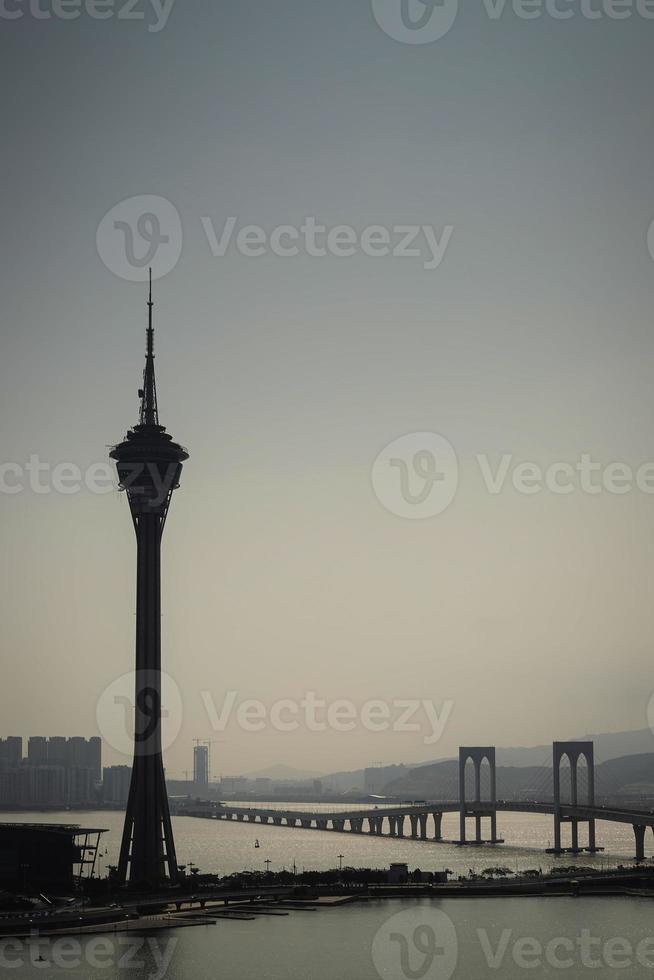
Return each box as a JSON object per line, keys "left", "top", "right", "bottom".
{"left": 634, "top": 825, "right": 646, "bottom": 862}
{"left": 396, "top": 815, "right": 405, "bottom": 838}
{"left": 419, "top": 813, "right": 428, "bottom": 840}
{"left": 432, "top": 812, "right": 443, "bottom": 840}
{"left": 551, "top": 742, "right": 598, "bottom": 854}
{"left": 458, "top": 747, "right": 500, "bottom": 845}
{"left": 409, "top": 814, "right": 418, "bottom": 839}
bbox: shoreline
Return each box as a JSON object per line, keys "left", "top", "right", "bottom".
{"left": 2, "top": 868, "right": 654, "bottom": 938}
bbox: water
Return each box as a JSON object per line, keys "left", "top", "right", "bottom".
{"left": 2, "top": 808, "right": 653, "bottom": 978}
{"left": 1, "top": 804, "right": 644, "bottom": 878}
{"left": 6, "top": 897, "right": 654, "bottom": 979}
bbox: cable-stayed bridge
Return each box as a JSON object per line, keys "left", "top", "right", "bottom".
{"left": 178, "top": 741, "right": 654, "bottom": 861}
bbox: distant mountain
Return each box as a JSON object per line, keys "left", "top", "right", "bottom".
{"left": 381, "top": 752, "right": 654, "bottom": 800}
{"left": 494, "top": 729, "right": 654, "bottom": 768}
{"left": 244, "top": 764, "right": 324, "bottom": 782}
{"left": 383, "top": 760, "right": 550, "bottom": 800}
{"left": 248, "top": 729, "right": 654, "bottom": 793}
{"left": 409, "top": 728, "right": 654, "bottom": 770}
{"left": 321, "top": 763, "right": 418, "bottom": 794}
{"left": 319, "top": 767, "right": 367, "bottom": 793}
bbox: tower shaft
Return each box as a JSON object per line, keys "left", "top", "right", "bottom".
{"left": 117, "top": 513, "right": 178, "bottom": 885}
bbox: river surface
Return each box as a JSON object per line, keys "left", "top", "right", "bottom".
{"left": 4, "top": 896, "right": 654, "bottom": 979}
{"left": 1, "top": 804, "right": 646, "bottom": 877}
{"left": 3, "top": 808, "right": 654, "bottom": 979}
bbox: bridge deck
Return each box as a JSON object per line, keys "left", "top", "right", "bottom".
{"left": 194, "top": 801, "right": 654, "bottom": 827}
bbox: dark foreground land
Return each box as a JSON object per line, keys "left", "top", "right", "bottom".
{"left": 1, "top": 865, "right": 654, "bottom": 938}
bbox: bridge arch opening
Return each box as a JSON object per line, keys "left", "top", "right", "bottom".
{"left": 558, "top": 753, "right": 573, "bottom": 806}
{"left": 478, "top": 756, "right": 492, "bottom": 804}
{"left": 463, "top": 757, "right": 476, "bottom": 804}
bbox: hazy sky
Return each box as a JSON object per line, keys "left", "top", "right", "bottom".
{"left": 2, "top": 1, "right": 654, "bottom": 778}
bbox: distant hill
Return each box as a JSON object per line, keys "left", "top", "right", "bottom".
{"left": 381, "top": 753, "right": 654, "bottom": 801}
{"left": 244, "top": 765, "right": 324, "bottom": 782}
{"left": 257, "top": 729, "right": 654, "bottom": 794}
{"left": 494, "top": 729, "right": 654, "bottom": 768}
{"left": 383, "top": 760, "right": 550, "bottom": 800}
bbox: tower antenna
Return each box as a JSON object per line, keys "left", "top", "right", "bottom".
{"left": 140, "top": 268, "right": 159, "bottom": 427}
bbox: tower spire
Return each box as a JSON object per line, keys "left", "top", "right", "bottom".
{"left": 140, "top": 268, "right": 159, "bottom": 427}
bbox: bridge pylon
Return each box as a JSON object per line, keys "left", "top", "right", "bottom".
{"left": 458, "top": 747, "right": 502, "bottom": 845}
{"left": 549, "top": 741, "right": 600, "bottom": 854}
